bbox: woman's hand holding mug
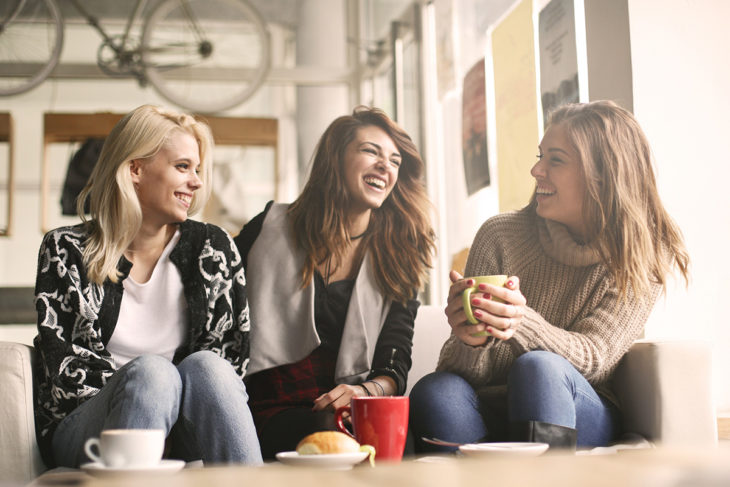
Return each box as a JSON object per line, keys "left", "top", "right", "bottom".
{"left": 445, "top": 270, "right": 526, "bottom": 345}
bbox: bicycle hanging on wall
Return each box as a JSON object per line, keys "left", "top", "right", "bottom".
{"left": 0, "top": 0, "right": 270, "bottom": 113}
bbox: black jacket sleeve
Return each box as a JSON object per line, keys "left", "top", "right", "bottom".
{"left": 233, "top": 200, "right": 273, "bottom": 271}
{"left": 368, "top": 296, "right": 419, "bottom": 395}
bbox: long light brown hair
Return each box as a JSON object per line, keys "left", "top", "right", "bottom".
{"left": 78, "top": 105, "right": 214, "bottom": 284}
{"left": 527, "top": 100, "right": 689, "bottom": 298}
{"left": 288, "top": 106, "right": 435, "bottom": 304}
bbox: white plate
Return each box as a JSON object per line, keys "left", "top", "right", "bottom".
{"left": 458, "top": 442, "right": 549, "bottom": 457}
{"left": 81, "top": 459, "right": 186, "bottom": 477}
{"left": 275, "top": 451, "right": 369, "bottom": 470}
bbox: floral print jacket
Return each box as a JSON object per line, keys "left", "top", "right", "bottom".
{"left": 32, "top": 220, "right": 249, "bottom": 466}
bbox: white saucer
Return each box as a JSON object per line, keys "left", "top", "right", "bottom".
{"left": 459, "top": 442, "right": 549, "bottom": 458}
{"left": 81, "top": 459, "right": 186, "bottom": 477}
{"left": 275, "top": 451, "right": 369, "bottom": 470}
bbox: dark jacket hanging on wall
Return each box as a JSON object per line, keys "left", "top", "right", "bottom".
{"left": 60, "top": 137, "right": 105, "bottom": 215}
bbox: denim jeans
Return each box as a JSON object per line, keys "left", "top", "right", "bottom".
{"left": 409, "top": 351, "right": 619, "bottom": 453}
{"left": 52, "top": 352, "right": 263, "bottom": 467}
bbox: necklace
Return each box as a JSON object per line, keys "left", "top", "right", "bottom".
{"left": 322, "top": 232, "right": 367, "bottom": 287}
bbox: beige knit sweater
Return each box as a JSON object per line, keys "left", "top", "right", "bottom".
{"left": 436, "top": 210, "right": 660, "bottom": 406}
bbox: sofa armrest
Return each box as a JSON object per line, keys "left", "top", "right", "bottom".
{"left": 0, "top": 341, "right": 46, "bottom": 482}
{"left": 613, "top": 340, "right": 717, "bottom": 447}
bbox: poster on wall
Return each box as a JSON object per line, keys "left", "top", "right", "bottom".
{"left": 461, "top": 58, "right": 490, "bottom": 195}
{"left": 491, "top": 0, "right": 539, "bottom": 212}
{"left": 538, "top": 0, "right": 580, "bottom": 125}
{"left": 434, "top": 0, "right": 456, "bottom": 99}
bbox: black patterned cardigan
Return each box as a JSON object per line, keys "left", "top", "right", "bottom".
{"left": 32, "top": 219, "right": 250, "bottom": 467}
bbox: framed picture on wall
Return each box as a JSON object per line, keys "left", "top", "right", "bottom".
{"left": 538, "top": 0, "right": 581, "bottom": 125}
{"left": 461, "top": 58, "right": 490, "bottom": 195}
{"left": 0, "top": 113, "right": 13, "bottom": 237}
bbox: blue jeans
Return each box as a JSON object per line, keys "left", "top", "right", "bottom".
{"left": 409, "top": 351, "right": 619, "bottom": 452}
{"left": 52, "top": 352, "right": 263, "bottom": 467}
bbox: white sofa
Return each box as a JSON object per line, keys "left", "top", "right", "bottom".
{"left": 0, "top": 305, "right": 718, "bottom": 482}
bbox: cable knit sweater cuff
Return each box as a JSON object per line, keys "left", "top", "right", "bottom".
{"left": 436, "top": 335, "right": 493, "bottom": 383}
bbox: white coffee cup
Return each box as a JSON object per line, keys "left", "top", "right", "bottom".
{"left": 84, "top": 429, "right": 165, "bottom": 468}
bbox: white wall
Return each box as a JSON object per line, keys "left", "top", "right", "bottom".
{"left": 627, "top": 0, "right": 730, "bottom": 411}
{"left": 0, "top": 67, "right": 297, "bottom": 289}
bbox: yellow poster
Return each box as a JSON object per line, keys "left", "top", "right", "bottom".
{"left": 492, "top": 0, "right": 540, "bottom": 212}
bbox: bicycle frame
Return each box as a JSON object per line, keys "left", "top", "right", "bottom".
{"left": 66, "top": 0, "right": 150, "bottom": 80}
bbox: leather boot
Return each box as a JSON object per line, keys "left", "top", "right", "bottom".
{"left": 508, "top": 421, "right": 577, "bottom": 450}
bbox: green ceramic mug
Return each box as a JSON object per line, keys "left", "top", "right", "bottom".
{"left": 462, "top": 275, "right": 508, "bottom": 331}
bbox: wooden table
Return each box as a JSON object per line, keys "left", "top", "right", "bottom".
{"left": 30, "top": 447, "right": 730, "bottom": 487}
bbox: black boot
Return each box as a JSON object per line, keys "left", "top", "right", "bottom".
{"left": 508, "top": 421, "right": 577, "bottom": 450}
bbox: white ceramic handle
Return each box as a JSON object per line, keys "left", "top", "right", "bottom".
{"left": 84, "top": 438, "right": 103, "bottom": 464}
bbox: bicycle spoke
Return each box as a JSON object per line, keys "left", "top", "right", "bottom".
{"left": 141, "top": 0, "right": 269, "bottom": 113}
{"left": 0, "top": 0, "right": 63, "bottom": 96}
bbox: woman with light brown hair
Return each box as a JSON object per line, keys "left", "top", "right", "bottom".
{"left": 410, "top": 100, "right": 689, "bottom": 452}
{"left": 234, "top": 106, "right": 435, "bottom": 458}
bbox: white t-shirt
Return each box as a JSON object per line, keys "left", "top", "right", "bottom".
{"left": 107, "top": 230, "right": 187, "bottom": 368}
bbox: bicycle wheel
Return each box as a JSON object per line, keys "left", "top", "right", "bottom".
{"left": 0, "top": 0, "right": 63, "bottom": 97}
{"left": 142, "top": 0, "right": 270, "bottom": 114}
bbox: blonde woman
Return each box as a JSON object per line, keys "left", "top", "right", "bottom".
{"left": 234, "top": 106, "right": 435, "bottom": 458}
{"left": 33, "top": 105, "right": 262, "bottom": 468}
{"left": 410, "top": 101, "right": 689, "bottom": 451}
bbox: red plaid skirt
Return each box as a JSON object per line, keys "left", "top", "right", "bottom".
{"left": 246, "top": 345, "right": 338, "bottom": 433}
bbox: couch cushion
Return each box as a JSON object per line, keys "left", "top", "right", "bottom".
{"left": 0, "top": 342, "right": 46, "bottom": 482}
{"left": 408, "top": 306, "right": 451, "bottom": 395}
{"left": 613, "top": 340, "right": 717, "bottom": 447}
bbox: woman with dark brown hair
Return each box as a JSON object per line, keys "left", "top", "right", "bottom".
{"left": 234, "top": 106, "right": 435, "bottom": 458}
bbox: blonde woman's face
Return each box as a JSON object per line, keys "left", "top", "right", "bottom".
{"left": 531, "top": 123, "right": 587, "bottom": 240}
{"left": 130, "top": 131, "right": 202, "bottom": 228}
{"left": 343, "top": 125, "right": 401, "bottom": 215}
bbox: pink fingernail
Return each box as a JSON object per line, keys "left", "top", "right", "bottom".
{"left": 474, "top": 310, "right": 483, "bottom": 318}
{"left": 478, "top": 283, "right": 488, "bottom": 291}
{"left": 471, "top": 298, "right": 480, "bottom": 306}
{"left": 467, "top": 279, "right": 475, "bottom": 285}
{"left": 506, "top": 280, "right": 515, "bottom": 288}
{"left": 484, "top": 293, "right": 491, "bottom": 300}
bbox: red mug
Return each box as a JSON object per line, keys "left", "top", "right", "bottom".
{"left": 334, "top": 396, "right": 409, "bottom": 462}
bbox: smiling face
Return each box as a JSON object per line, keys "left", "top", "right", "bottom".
{"left": 342, "top": 125, "right": 401, "bottom": 216}
{"left": 531, "top": 123, "right": 588, "bottom": 240}
{"left": 130, "top": 130, "right": 202, "bottom": 228}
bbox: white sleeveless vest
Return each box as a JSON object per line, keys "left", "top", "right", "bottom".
{"left": 246, "top": 203, "right": 391, "bottom": 383}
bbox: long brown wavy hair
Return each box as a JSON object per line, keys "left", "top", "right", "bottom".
{"left": 288, "top": 106, "right": 435, "bottom": 304}
{"left": 526, "top": 100, "right": 689, "bottom": 298}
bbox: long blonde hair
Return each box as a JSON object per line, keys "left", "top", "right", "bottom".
{"left": 288, "top": 106, "right": 435, "bottom": 304}
{"left": 528, "top": 100, "right": 689, "bottom": 298}
{"left": 78, "top": 104, "right": 214, "bottom": 284}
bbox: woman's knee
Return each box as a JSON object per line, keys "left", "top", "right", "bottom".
{"left": 410, "top": 371, "right": 476, "bottom": 412}
{"left": 123, "top": 355, "right": 182, "bottom": 394}
{"left": 118, "top": 355, "right": 182, "bottom": 411}
{"left": 177, "top": 351, "right": 244, "bottom": 397}
{"left": 508, "top": 351, "right": 573, "bottom": 388}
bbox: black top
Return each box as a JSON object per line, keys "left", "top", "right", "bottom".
{"left": 234, "top": 201, "right": 418, "bottom": 394}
